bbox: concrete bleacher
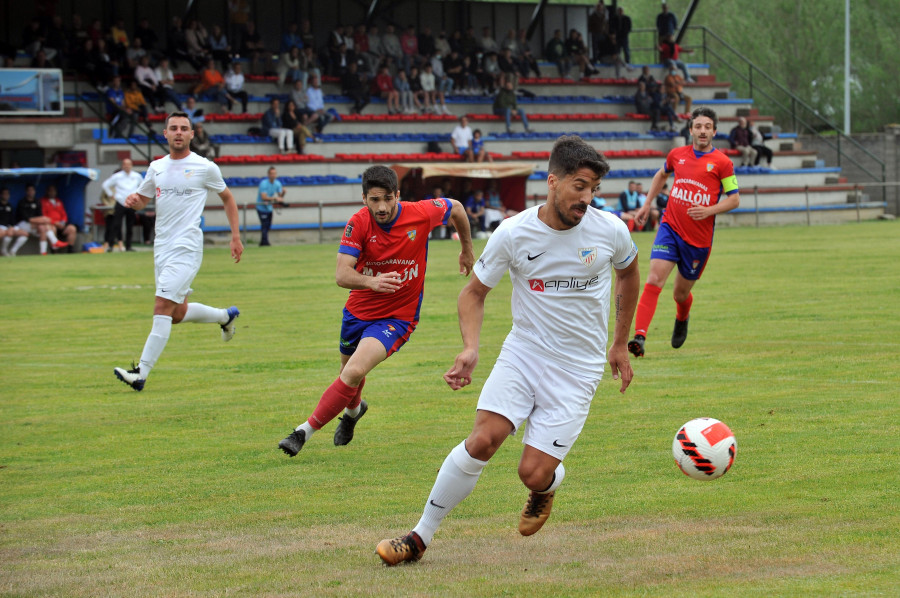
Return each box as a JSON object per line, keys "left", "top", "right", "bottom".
{"left": 53, "top": 62, "right": 883, "bottom": 244}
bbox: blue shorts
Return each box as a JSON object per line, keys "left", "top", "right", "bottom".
{"left": 649, "top": 222, "right": 711, "bottom": 281}
{"left": 339, "top": 307, "right": 417, "bottom": 357}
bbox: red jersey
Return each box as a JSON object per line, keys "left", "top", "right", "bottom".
{"left": 661, "top": 145, "right": 739, "bottom": 248}
{"left": 339, "top": 198, "right": 451, "bottom": 321}
{"left": 41, "top": 198, "right": 68, "bottom": 224}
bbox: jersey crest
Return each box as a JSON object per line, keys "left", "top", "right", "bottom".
{"left": 406, "top": 229, "right": 417, "bottom": 241}
{"left": 579, "top": 247, "right": 597, "bottom": 267}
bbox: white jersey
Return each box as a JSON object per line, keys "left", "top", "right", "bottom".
{"left": 137, "top": 152, "right": 227, "bottom": 253}
{"left": 102, "top": 169, "right": 144, "bottom": 207}
{"left": 474, "top": 205, "right": 638, "bottom": 374}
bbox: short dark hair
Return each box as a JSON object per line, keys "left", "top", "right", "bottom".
{"left": 689, "top": 107, "right": 718, "bottom": 130}
{"left": 165, "top": 111, "right": 193, "bottom": 128}
{"left": 547, "top": 135, "right": 610, "bottom": 180}
{"left": 362, "top": 165, "right": 399, "bottom": 195}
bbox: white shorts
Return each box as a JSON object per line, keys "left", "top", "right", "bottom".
{"left": 477, "top": 334, "right": 602, "bottom": 460}
{"left": 15, "top": 221, "right": 33, "bottom": 234}
{"left": 154, "top": 247, "right": 202, "bottom": 303}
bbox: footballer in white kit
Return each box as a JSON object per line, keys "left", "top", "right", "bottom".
{"left": 377, "top": 135, "right": 641, "bottom": 566}
{"left": 114, "top": 111, "right": 244, "bottom": 392}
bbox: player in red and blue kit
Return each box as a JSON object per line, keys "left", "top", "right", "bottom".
{"left": 628, "top": 107, "right": 741, "bottom": 356}
{"left": 279, "top": 165, "right": 475, "bottom": 456}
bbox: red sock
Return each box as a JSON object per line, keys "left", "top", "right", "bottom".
{"left": 676, "top": 292, "right": 693, "bottom": 321}
{"left": 308, "top": 378, "right": 358, "bottom": 429}
{"left": 346, "top": 377, "right": 366, "bottom": 410}
{"left": 634, "top": 283, "right": 662, "bottom": 337}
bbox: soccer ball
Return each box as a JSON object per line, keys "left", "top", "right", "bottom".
{"left": 672, "top": 418, "right": 737, "bottom": 480}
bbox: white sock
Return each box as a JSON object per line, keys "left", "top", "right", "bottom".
{"left": 39, "top": 240, "right": 48, "bottom": 253}
{"left": 11, "top": 236, "right": 27, "bottom": 254}
{"left": 295, "top": 420, "right": 316, "bottom": 439}
{"left": 138, "top": 315, "right": 172, "bottom": 378}
{"left": 540, "top": 462, "right": 565, "bottom": 494}
{"left": 46, "top": 229, "right": 58, "bottom": 244}
{"left": 413, "top": 440, "right": 487, "bottom": 546}
{"left": 344, "top": 404, "right": 362, "bottom": 418}
{"left": 1, "top": 236, "right": 11, "bottom": 254}
{"left": 181, "top": 303, "right": 228, "bottom": 324}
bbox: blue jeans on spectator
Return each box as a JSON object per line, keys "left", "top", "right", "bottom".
{"left": 257, "top": 210, "right": 273, "bottom": 246}
{"left": 494, "top": 106, "right": 530, "bottom": 133}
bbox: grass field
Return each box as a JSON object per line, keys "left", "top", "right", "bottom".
{"left": 1, "top": 220, "right": 898, "bottom": 597}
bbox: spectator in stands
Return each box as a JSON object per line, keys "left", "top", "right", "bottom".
{"left": 652, "top": 78, "right": 677, "bottom": 131}
{"left": 282, "top": 100, "right": 313, "bottom": 154}
{"left": 497, "top": 48, "right": 520, "bottom": 88}
{"left": 82, "top": 38, "right": 117, "bottom": 89}
{"left": 328, "top": 24, "right": 350, "bottom": 63}
{"left": 342, "top": 61, "right": 371, "bottom": 115}
{"left": 106, "top": 76, "right": 137, "bottom": 139}
{"left": 418, "top": 62, "right": 438, "bottom": 114}
{"left": 481, "top": 52, "right": 502, "bottom": 94}
{"left": 368, "top": 25, "right": 386, "bottom": 64}
{"left": 451, "top": 116, "right": 475, "bottom": 161}
{"left": 478, "top": 26, "right": 499, "bottom": 55}
{"left": 15, "top": 184, "right": 60, "bottom": 255}
{"left": 182, "top": 94, "right": 206, "bottom": 124}
{"left": 109, "top": 18, "right": 131, "bottom": 62}
{"left": 329, "top": 42, "right": 357, "bottom": 77}
{"left": 228, "top": 0, "right": 251, "bottom": 48}
{"left": 299, "top": 19, "right": 315, "bottom": 50}
{"left": 565, "top": 29, "right": 598, "bottom": 78}
{"left": 618, "top": 180, "right": 640, "bottom": 227}
{"left": 154, "top": 57, "right": 183, "bottom": 110}
{"left": 193, "top": 59, "right": 229, "bottom": 113}
{"left": 394, "top": 69, "right": 418, "bottom": 114}
{"left": 407, "top": 66, "right": 427, "bottom": 111}
{"left": 461, "top": 54, "right": 482, "bottom": 95}
{"left": 278, "top": 46, "right": 302, "bottom": 87}
{"left": 190, "top": 122, "right": 218, "bottom": 160}
{"left": 87, "top": 18, "right": 104, "bottom": 44}
{"left": 596, "top": 32, "right": 627, "bottom": 78}
{"left": 464, "top": 188, "right": 487, "bottom": 233}
{"left": 545, "top": 29, "right": 571, "bottom": 78}
{"left": 134, "top": 55, "right": 165, "bottom": 113}
{"left": 500, "top": 29, "right": 519, "bottom": 56}
{"left": 472, "top": 129, "right": 491, "bottom": 163}
{"left": 67, "top": 14, "right": 89, "bottom": 53}
{"left": 126, "top": 37, "right": 148, "bottom": 70}
{"left": 167, "top": 16, "right": 190, "bottom": 68}
{"left": 418, "top": 26, "right": 437, "bottom": 62}
{"left": 729, "top": 117, "right": 758, "bottom": 167}
{"left": 31, "top": 49, "right": 52, "bottom": 69}
{"left": 749, "top": 120, "right": 775, "bottom": 169}
{"left": 400, "top": 25, "right": 420, "bottom": 74}
{"left": 443, "top": 49, "right": 466, "bottom": 92}
{"left": 124, "top": 80, "right": 152, "bottom": 131}
{"left": 134, "top": 18, "right": 159, "bottom": 59}
{"left": 460, "top": 26, "right": 479, "bottom": 58}
{"left": 430, "top": 53, "right": 454, "bottom": 114}
{"left": 635, "top": 182, "right": 657, "bottom": 228}
{"left": 663, "top": 67, "right": 692, "bottom": 117}
{"left": 493, "top": 79, "right": 531, "bottom": 134}
{"left": 101, "top": 158, "right": 144, "bottom": 252}
{"left": 659, "top": 34, "right": 693, "bottom": 82}
{"left": 299, "top": 46, "right": 322, "bottom": 90}
{"left": 256, "top": 166, "right": 285, "bottom": 246}
{"left": 634, "top": 81, "right": 659, "bottom": 131}
{"left": 382, "top": 24, "right": 403, "bottom": 65}
{"left": 371, "top": 65, "right": 399, "bottom": 115}
{"left": 611, "top": 7, "right": 633, "bottom": 65}
{"left": 637, "top": 65, "right": 657, "bottom": 90}
{"left": 184, "top": 18, "right": 210, "bottom": 69}
{"left": 261, "top": 97, "right": 294, "bottom": 153}
{"left": 208, "top": 25, "right": 232, "bottom": 71}
{"left": 240, "top": 21, "right": 266, "bottom": 75}
{"left": 587, "top": 1, "right": 611, "bottom": 63}
{"left": 21, "top": 17, "right": 50, "bottom": 62}
{"left": 305, "top": 76, "right": 334, "bottom": 134}
{"left": 0, "top": 187, "right": 29, "bottom": 257}
{"left": 281, "top": 22, "right": 303, "bottom": 54}
{"left": 657, "top": 2, "right": 678, "bottom": 39}
{"left": 224, "top": 62, "right": 249, "bottom": 113}
{"left": 45, "top": 15, "right": 68, "bottom": 65}
{"left": 40, "top": 185, "right": 76, "bottom": 252}
{"left": 516, "top": 29, "right": 541, "bottom": 78}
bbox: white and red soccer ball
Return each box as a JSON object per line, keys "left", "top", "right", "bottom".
{"left": 672, "top": 418, "right": 737, "bottom": 480}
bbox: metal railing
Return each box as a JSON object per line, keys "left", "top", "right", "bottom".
{"left": 626, "top": 26, "right": 887, "bottom": 201}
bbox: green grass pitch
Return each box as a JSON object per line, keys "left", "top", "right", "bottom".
{"left": 1, "top": 220, "right": 898, "bottom": 596}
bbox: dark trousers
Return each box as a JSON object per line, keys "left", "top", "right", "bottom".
{"left": 111, "top": 202, "right": 136, "bottom": 248}
{"left": 257, "top": 209, "right": 272, "bottom": 245}
{"left": 227, "top": 90, "right": 249, "bottom": 113}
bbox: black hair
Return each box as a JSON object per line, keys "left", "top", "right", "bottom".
{"left": 165, "top": 111, "right": 193, "bottom": 128}
{"left": 689, "top": 107, "right": 718, "bottom": 130}
{"left": 362, "top": 165, "right": 399, "bottom": 195}
{"left": 547, "top": 135, "right": 610, "bottom": 180}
